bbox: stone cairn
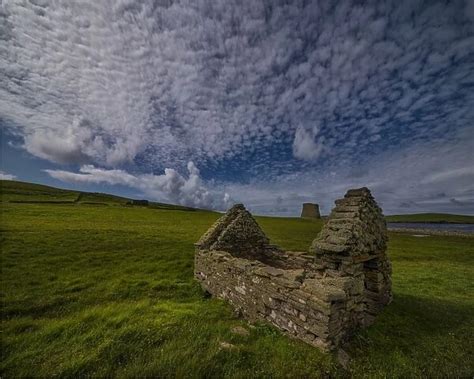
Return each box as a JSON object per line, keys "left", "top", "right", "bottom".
{"left": 301, "top": 203, "right": 321, "bottom": 219}
{"left": 194, "top": 188, "right": 391, "bottom": 351}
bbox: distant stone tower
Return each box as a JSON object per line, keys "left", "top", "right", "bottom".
{"left": 301, "top": 203, "right": 321, "bottom": 219}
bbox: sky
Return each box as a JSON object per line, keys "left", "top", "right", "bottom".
{"left": 1, "top": 0, "right": 474, "bottom": 215}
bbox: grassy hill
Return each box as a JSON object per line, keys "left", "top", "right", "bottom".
{"left": 1, "top": 182, "right": 473, "bottom": 377}
{"left": 0, "top": 180, "right": 195, "bottom": 211}
{"left": 0, "top": 180, "right": 82, "bottom": 203}
{"left": 386, "top": 213, "right": 474, "bottom": 224}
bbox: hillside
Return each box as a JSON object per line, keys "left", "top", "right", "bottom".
{"left": 386, "top": 213, "right": 474, "bottom": 224}
{"left": 0, "top": 180, "right": 196, "bottom": 211}
{"left": 3, "top": 180, "right": 474, "bottom": 223}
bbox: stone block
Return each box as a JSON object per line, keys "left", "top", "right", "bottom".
{"left": 301, "top": 203, "right": 321, "bottom": 218}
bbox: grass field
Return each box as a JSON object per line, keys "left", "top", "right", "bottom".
{"left": 0, "top": 180, "right": 195, "bottom": 211}
{"left": 386, "top": 213, "right": 474, "bottom": 224}
{"left": 1, "top": 183, "right": 473, "bottom": 377}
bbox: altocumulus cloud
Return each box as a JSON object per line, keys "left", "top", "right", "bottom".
{"left": 224, "top": 134, "right": 474, "bottom": 216}
{"left": 1, "top": 0, "right": 474, "bottom": 213}
{"left": 44, "top": 162, "right": 233, "bottom": 210}
{"left": 2, "top": 0, "right": 473, "bottom": 168}
{"left": 292, "top": 125, "right": 324, "bottom": 161}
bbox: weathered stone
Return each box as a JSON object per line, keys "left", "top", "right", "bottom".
{"left": 281, "top": 269, "right": 305, "bottom": 282}
{"left": 301, "top": 203, "right": 321, "bottom": 219}
{"left": 195, "top": 204, "right": 272, "bottom": 260}
{"left": 219, "top": 341, "right": 236, "bottom": 350}
{"left": 301, "top": 279, "right": 347, "bottom": 302}
{"left": 337, "top": 348, "right": 351, "bottom": 370}
{"left": 311, "top": 242, "right": 349, "bottom": 254}
{"left": 273, "top": 276, "right": 302, "bottom": 289}
{"left": 256, "top": 266, "right": 285, "bottom": 277}
{"left": 231, "top": 326, "right": 250, "bottom": 336}
{"left": 194, "top": 188, "right": 391, "bottom": 352}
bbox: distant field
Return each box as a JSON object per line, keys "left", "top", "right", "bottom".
{"left": 0, "top": 180, "right": 194, "bottom": 211}
{"left": 0, "top": 180, "right": 81, "bottom": 203}
{"left": 1, "top": 181, "right": 473, "bottom": 377}
{"left": 386, "top": 213, "right": 474, "bottom": 224}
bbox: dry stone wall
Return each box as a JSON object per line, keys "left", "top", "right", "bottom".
{"left": 194, "top": 188, "right": 391, "bottom": 351}
{"left": 311, "top": 188, "right": 392, "bottom": 327}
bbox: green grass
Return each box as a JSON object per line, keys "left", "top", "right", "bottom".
{"left": 1, "top": 185, "right": 473, "bottom": 377}
{"left": 0, "top": 180, "right": 195, "bottom": 211}
{"left": 386, "top": 213, "right": 474, "bottom": 224}
{"left": 0, "top": 180, "right": 81, "bottom": 203}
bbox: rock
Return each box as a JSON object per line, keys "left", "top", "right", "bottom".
{"left": 219, "top": 341, "right": 236, "bottom": 350}
{"left": 281, "top": 269, "right": 305, "bottom": 282}
{"left": 337, "top": 348, "right": 351, "bottom": 370}
{"left": 195, "top": 203, "right": 273, "bottom": 260}
{"left": 231, "top": 326, "right": 250, "bottom": 336}
{"left": 301, "top": 203, "right": 321, "bottom": 219}
{"left": 257, "top": 266, "right": 284, "bottom": 277}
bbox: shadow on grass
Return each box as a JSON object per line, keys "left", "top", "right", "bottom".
{"left": 347, "top": 292, "right": 474, "bottom": 377}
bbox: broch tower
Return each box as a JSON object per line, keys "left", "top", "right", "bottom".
{"left": 301, "top": 203, "right": 321, "bottom": 219}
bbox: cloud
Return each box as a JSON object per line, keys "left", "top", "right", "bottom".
{"left": 421, "top": 167, "right": 474, "bottom": 185}
{"left": 1, "top": 1, "right": 473, "bottom": 216}
{"left": 292, "top": 126, "right": 324, "bottom": 161}
{"left": 45, "top": 166, "right": 137, "bottom": 186}
{"left": 45, "top": 162, "right": 233, "bottom": 210}
{"left": 222, "top": 135, "right": 474, "bottom": 216}
{"left": 1, "top": 0, "right": 473, "bottom": 173}
{"left": 449, "top": 198, "right": 473, "bottom": 207}
{"left": 0, "top": 171, "right": 16, "bottom": 180}
{"left": 466, "top": 0, "right": 474, "bottom": 21}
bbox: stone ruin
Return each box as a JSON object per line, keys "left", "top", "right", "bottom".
{"left": 194, "top": 188, "right": 392, "bottom": 351}
{"left": 301, "top": 202, "right": 321, "bottom": 219}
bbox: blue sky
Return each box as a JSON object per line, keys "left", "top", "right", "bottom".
{"left": 1, "top": 0, "right": 473, "bottom": 215}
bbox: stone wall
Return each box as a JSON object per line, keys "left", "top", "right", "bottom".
{"left": 310, "top": 188, "right": 392, "bottom": 327}
{"left": 194, "top": 187, "right": 391, "bottom": 351}
{"left": 301, "top": 203, "right": 321, "bottom": 219}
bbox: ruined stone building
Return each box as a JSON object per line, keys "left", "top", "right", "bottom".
{"left": 301, "top": 203, "right": 321, "bottom": 219}
{"left": 194, "top": 188, "right": 392, "bottom": 351}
